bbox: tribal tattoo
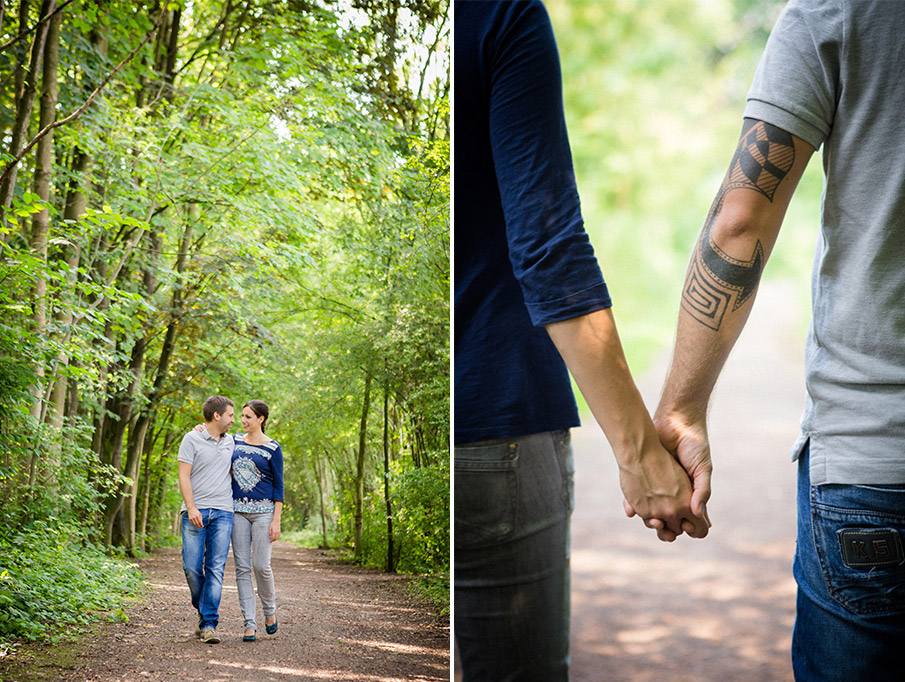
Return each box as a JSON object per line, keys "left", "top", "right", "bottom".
{"left": 681, "top": 120, "right": 794, "bottom": 330}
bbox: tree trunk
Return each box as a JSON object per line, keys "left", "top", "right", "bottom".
{"left": 26, "top": 4, "right": 60, "bottom": 424}
{"left": 46, "top": 8, "right": 108, "bottom": 432}
{"left": 383, "top": 381, "right": 395, "bottom": 573}
{"left": 0, "top": 0, "right": 55, "bottom": 212}
{"left": 101, "top": 335, "right": 145, "bottom": 546}
{"left": 45, "top": 147, "right": 89, "bottom": 432}
{"left": 353, "top": 372, "right": 372, "bottom": 563}
{"left": 123, "top": 214, "right": 191, "bottom": 548}
{"left": 314, "top": 452, "right": 329, "bottom": 549}
{"left": 139, "top": 427, "right": 176, "bottom": 551}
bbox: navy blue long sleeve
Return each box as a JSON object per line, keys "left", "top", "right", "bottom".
{"left": 454, "top": 0, "right": 612, "bottom": 443}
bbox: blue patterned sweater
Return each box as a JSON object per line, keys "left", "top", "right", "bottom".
{"left": 231, "top": 433, "right": 284, "bottom": 513}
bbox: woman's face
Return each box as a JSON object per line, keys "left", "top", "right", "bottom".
{"left": 241, "top": 407, "right": 264, "bottom": 432}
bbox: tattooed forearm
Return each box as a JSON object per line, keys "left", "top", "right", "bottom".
{"left": 681, "top": 120, "right": 795, "bottom": 330}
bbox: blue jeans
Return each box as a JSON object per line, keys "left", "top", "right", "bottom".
{"left": 793, "top": 446, "right": 905, "bottom": 681}
{"left": 454, "top": 430, "right": 574, "bottom": 682}
{"left": 182, "top": 508, "right": 234, "bottom": 630}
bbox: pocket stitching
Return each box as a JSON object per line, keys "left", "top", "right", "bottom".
{"left": 811, "top": 488, "right": 905, "bottom": 616}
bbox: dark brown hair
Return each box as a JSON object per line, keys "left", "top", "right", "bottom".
{"left": 244, "top": 400, "right": 270, "bottom": 433}
{"left": 202, "top": 395, "right": 234, "bottom": 422}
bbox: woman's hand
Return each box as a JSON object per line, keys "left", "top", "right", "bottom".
{"left": 269, "top": 519, "right": 281, "bottom": 543}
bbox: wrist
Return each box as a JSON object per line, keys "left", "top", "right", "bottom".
{"left": 611, "top": 421, "right": 663, "bottom": 470}
{"left": 653, "top": 403, "right": 707, "bottom": 431}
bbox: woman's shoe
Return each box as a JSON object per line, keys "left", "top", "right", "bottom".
{"left": 243, "top": 629, "right": 256, "bottom": 642}
{"left": 265, "top": 618, "right": 278, "bottom": 635}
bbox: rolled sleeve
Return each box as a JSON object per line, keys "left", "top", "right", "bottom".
{"left": 489, "top": 0, "right": 610, "bottom": 327}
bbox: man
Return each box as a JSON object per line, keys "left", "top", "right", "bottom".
{"left": 178, "top": 395, "right": 235, "bottom": 644}
{"left": 651, "top": 1, "right": 905, "bottom": 679}
{"left": 454, "top": 2, "right": 709, "bottom": 680}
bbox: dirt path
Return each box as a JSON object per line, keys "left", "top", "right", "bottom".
{"left": 569, "top": 279, "right": 806, "bottom": 681}
{"left": 3, "top": 542, "right": 449, "bottom": 682}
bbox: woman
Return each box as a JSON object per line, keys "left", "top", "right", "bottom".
{"left": 230, "top": 399, "right": 284, "bottom": 642}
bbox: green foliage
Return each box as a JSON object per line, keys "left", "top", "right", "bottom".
{"left": 0, "top": 415, "right": 123, "bottom": 536}
{"left": 546, "top": 0, "right": 816, "bottom": 372}
{"left": 282, "top": 527, "right": 341, "bottom": 549}
{"left": 0, "top": 2, "right": 448, "bottom": 631}
{"left": 0, "top": 523, "right": 142, "bottom": 644}
{"left": 407, "top": 573, "right": 449, "bottom": 616}
{"left": 335, "top": 460, "right": 449, "bottom": 575}
{"left": 390, "top": 462, "right": 450, "bottom": 573}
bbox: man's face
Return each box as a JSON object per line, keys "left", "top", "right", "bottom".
{"left": 214, "top": 405, "right": 235, "bottom": 434}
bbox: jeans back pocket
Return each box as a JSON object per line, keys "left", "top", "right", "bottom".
{"left": 811, "top": 484, "right": 905, "bottom": 616}
{"left": 455, "top": 441, "right": 519, "bottom": 551}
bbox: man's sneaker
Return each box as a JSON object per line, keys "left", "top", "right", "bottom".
{"left": 200, "top": 627, "right": 221, "bottom": 644}
{"left": 194, "top": 622, "right": 201, "bottom": 638}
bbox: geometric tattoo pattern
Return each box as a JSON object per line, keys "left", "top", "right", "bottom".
{"left": 681, "top": 120, "right": 794, "bottom": 330}
{"left": 729, "top": 121, "right": 795, "bottom": 201}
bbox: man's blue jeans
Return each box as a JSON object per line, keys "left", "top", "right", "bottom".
{"left": 454, "top": 430, "right": 574, "bottom": 682}
{"left": 182, "top": 508, "right": 234, "bottom": 630}
{"left": 793, "top": 445, "right": 905, "bottom": 681}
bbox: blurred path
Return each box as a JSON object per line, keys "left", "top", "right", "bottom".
{"left": 569, "top": 279, "right": 805, "bottom": 682}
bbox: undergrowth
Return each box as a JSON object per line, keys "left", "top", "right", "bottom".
{"left": 408, "top": 572, "right": 449, "bottom": 616}
{"left": 0, "top": 522, "right": 144, "bottom": 648}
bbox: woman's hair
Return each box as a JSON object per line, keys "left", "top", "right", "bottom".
{"left": 244, "top": 400, "right": 270, "bottom": 433}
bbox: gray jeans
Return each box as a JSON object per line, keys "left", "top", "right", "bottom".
{"left": 455, "top": 430, "right": 575, "bottom": 682}
{"left": 231, "top": 511, "right": 276, "bottom": 630}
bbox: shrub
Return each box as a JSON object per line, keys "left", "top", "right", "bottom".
{"left": 0, "top": 522, "right": 143, "bottom": 645}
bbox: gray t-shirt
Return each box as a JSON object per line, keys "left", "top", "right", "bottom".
{"left": 744, "top": 0, "right": 905, "bottom": 484}
{"left": 177, "top": 428, "right": 234, "bottom": 512}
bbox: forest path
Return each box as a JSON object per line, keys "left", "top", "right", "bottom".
{"left": 569, "top": 278, "right": 806, "bottom": 681}
{"left": 3, "top": 543, "right": 449, "bottom": 682}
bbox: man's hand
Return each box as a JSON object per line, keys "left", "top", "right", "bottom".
{"left": 654, "top": 410, "right": 712, "bottom": 523}
{"left": 187, "top": 506, "right": 204, "bottom": 528}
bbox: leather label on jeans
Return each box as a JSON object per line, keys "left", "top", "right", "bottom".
{"left": 838, "top": 529, "right": 904, "bottom": 569}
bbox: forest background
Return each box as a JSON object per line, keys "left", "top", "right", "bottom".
{"left": 0, "top": 0, "right": 449, "bottom": 648}
{"left": 547, "top": 0, "right": 820, "bottom": 379}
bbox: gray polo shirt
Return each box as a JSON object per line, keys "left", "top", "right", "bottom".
{"left": 178, "top": 427, "right": 234, "bottom": 512}
{"left": 745, "top": 0, "right": 905, "bottom": 484}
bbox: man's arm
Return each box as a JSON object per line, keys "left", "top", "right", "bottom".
{"left": 546, "top": 307, "right": 709, "bottom": 541}
{"left": 651, "top": 119, "right": 815, "bottom": 521}
{"left": 178, "top": 461, "right": 204, "bottom": 528}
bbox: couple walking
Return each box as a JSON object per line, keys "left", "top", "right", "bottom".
{"left": 177, "top": 395, "right": 285, "bottom": 644}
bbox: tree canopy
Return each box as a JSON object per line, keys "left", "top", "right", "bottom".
{"left": 0, "top": 0, "right": 449, "bottom": 643}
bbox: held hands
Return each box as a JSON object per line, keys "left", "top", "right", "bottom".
{"left": 618, "top": 433, "right": 710, "bottom": 542}
{"left": 623, "top": 412, "right": 713, "bottom": 542}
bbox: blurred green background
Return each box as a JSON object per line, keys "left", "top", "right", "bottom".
{"left": 545, "top": 0, "right": 822, "bottom": 375}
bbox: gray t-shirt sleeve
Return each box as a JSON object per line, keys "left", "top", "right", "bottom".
{"left": 744, "top": 0, "right": 842, "bottom": 150}
{"left": 177, "top": 432, "right": 197, "bottom": 465}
